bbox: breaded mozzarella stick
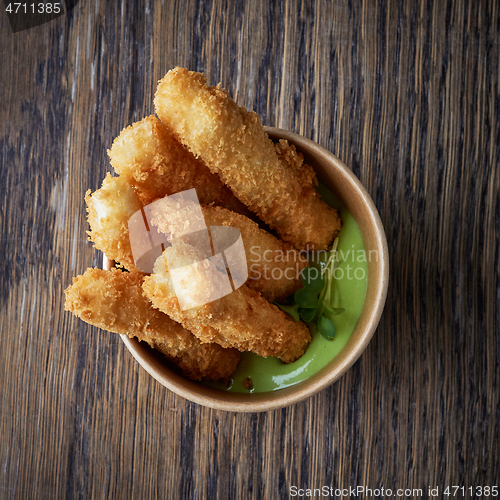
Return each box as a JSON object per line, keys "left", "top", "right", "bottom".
{"left": 108, "top": 115, "right": 249, "bottom": 214}
{"left": 154, "top": 67, "right": 342, "bottom": 250}
{"left": 85, "top": 173, "right": 142, "bottom": 272}
{"left": 64, "top": 268, "right": 240, "bottom": 381}
{"left": 148, "top": 199, "right": 308, "bottom": 302}
{"left": 142, "top": 244, "right": 311, "bottom": 363}
{"left": 203, "top": 206, "right": 308, "bottom": 302}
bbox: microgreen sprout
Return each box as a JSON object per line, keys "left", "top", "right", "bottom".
{"left": 274, "top": 238, "right": 344, "bottom": 341}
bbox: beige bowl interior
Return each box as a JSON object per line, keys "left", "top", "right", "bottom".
{"left": 110, "top": 127, "right": 389, "bottom": 412}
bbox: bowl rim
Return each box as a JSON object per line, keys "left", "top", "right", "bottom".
{"left": 111, "top": 127, "right": 389, "bottom": 412}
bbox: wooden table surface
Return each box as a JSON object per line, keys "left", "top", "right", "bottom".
{"left": 1, "top": 0, "right": 499, "bottom": 498}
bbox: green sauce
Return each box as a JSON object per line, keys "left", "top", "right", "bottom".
{"left": 205, "top": 184, "right": 367, "bottom": 393}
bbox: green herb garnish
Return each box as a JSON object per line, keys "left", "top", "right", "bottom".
{"left": 274, "top": 238, "right": 344, "bottom": 340}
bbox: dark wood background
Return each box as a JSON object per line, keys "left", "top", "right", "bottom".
{"left": 1, "top": 0, "right": 499, "bottom": 498}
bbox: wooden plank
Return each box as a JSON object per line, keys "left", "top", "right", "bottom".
{"left": 0, "top": 0, "right": 498, "bottom": 497}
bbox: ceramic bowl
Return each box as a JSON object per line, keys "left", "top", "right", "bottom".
{"left": 107, "top": 127, "right": 389, "bottom": 412}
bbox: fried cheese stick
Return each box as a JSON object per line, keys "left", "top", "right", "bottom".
{"left": 85, "top": 173, "right": 142, "bottom": 272}
{"left": 142, "top": 243, "right": 311, "bottom": 363}
{"left": 108, "top": 115, "right": 249, "bottom": 214}
{"left": 154, "top": 67, "right": 342, "bottom": 250}
{"left": 148, "top": 199, "right": 307, "bottom": 302}
{"left": 85, "top": 172, "right": 304, "bottom": 287}
{"left": 203, "top": 206, "right": 307, "bottom": 302}
{"left": 64, "top": 268, "right": 241, "bottom": 381}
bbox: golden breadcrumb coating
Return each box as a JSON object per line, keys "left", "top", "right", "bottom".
{"left": 147, "top": 198, "right": 307, "bottom": 302}
{"left": 85, "top": 173, "right": 142, "bottom": 272}
{"left": 203, "top": 205, "right": 308, "bottom": 302}
{"left": 108, "top": 115, "right": 249, "bottom": 215}
{"left": 154, "top": 67, "right": 342, "bottom": 250}
{"left": 64, "top": 268, "right": 240, "bottom": 381}
{"left": 142, "top": 246, "right": 311, "bottom": 363}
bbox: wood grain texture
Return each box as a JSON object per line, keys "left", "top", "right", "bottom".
{"left": 1, "top": 0, "right": 498, "bottom": 498}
